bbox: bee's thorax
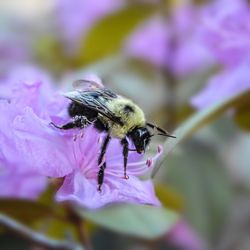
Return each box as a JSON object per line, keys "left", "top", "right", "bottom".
{"left": 100, "top": 98, "right": 146, "bottom": 138}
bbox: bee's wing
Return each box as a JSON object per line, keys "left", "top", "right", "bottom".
{"left": 64, "top": 89, "right": 123, "bottom": 125}
{"left": 72, "top": 79, "right": 104, "bottom": 92}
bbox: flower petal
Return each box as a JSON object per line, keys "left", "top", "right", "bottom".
{"left": 107, "top": 145, "right": 163, "bottom": 177}
{"left": 0, "top": 167, "right": 47, "bottom": 199}
{"left": 191, "top": 59, "right": 250, "bottom": 109}
{"left": 106, "top": 138, "right": 143, "bottom": 163}
{"left": 11, "top": 108, "right": 75, "bottom": 177}
{"left": 56, "top": 171, "right": 160, "bottom": 209}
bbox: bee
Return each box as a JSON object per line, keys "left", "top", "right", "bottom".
{"left": 51, "top": 79, "right": 175, "bottom": 191}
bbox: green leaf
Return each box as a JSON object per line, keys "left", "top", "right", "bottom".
{"left": 0, "top": 199, "right": 79, "bottom": 242}
{"left": 234, "top": 102, "right": 250, "bottom": 131}
{"left": 161, "top": 139, "right": 231, "bottom": 240}
{"left": 34, "top": 36, "right": 68, "bottom": 75}
{"left": 75, "top": 4, "right": 157, "bottom": 66}
{"left": 152, "top": 90, "right": 250, "bottom": 177}
{"left": 76, "top": 204, "right": 178, "bottom": 239}
{"left": 38, "top": 219, "right": 78, "bottom": 240}
{"left": 0, "top": 213, "right": 83, "bottom": 250}
{"left": 155, "top": 183, "right": 183, "bottom": 212}
{"left": 0, "top": 199, "right": 57, "bottom": 224}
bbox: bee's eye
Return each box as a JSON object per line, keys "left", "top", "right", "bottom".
{"left": 129, "top": 127, "right": 151, "bottom": 153}
{"left": 135, "top": 130, "right": 141, "bottom": 137}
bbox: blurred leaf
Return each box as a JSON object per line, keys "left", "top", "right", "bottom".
{"left": 0, "top": 233, "right": 29, "bottom": 250}
{"left": 36, "top": 218, "right": 78, "bottom": 240}
{"left": 163, "top": 0, "right": 189, "bottom": 9}
{"left": 177, "top": 67, "right": 218, "bottom": 106}
{"left": 39, "top": 184, "right": 56, "bottom": 205}
{"left": 152, "top": 90, "right": 250, "bottom": 177}
{"left": 0, "top": 213, "right": 83, "bottom": 250}
{"left": 0, "top": 199, "right": 58, "bottom": 224}
{"left": 160, "top": 140, "right": 231, "bottom": 241}
{"left": 75, "top": 4, "right": 157, "bottom": 66}
{"left": 175, "top": 105, "right": 195, "bottom": 124}
{"left": 34, "top": 36, "right": 68, "bottom": 75}
{"left": 234, "top": 102, "right": 250, "bottom": 131}
{"left": 76, "top": 204, "right": 178, "bottom": 239}
{"left": 0, "top": 199, "right": 81, "bottom": 245}
{"left": 155, "top": 183, "right": 184, "bottom": 212}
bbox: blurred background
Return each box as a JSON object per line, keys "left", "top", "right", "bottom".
{"left": 0, "top": 0, "right": 250, "bottom": 249}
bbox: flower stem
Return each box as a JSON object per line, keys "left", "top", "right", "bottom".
{"left": 160, "top": 0, "right": 178, "bottom": 131}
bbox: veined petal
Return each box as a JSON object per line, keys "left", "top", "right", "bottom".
{"left": 56, "top": 171, "right": 160, "bottom": 209}
{"left": 106, "top": 145, "right": 163, "bottom": 177}
{"left": 107, "top": 138, "right": 143, "bottom": 163}
{"left": 11, "top": 108, "right": 75, "bottom": 177}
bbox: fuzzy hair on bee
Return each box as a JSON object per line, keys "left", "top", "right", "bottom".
{"left": 51, "top": 79, "right": 175, "bottom": 191}
{"left": 100, "top": 98, "right": 146, "bottom": 138}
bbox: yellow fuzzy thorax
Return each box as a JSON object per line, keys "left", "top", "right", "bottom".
{"left": 100, "top": 97, "right": 146, "bottom": 138}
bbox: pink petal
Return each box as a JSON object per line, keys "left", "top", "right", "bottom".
{"left": 124, "top": 17, "right": 169, "bottom": 67}
{"left": 166, "top": 220, "right": 207, "bottom": 250}
{"left": 12, "top": 108, "right": 75, "bottom": 177}
{"left": 56, "top": 171, "right": 160, "bottom": 209}
{"left": 191, "top": 59, "right": 250, "bottom": 109}
{"left": 107, "top": 145, "right": 163, "bottom": 177}
{"left": 106, "top": 138, "right": 143, "bottom": 163}
{"left": 0, "top": 168, "right": 47, "bottom": 199}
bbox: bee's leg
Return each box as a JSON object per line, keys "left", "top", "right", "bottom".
{"left": 50, "top": 121, "right": 77, "bottom": 130}
{"left": 121, "top": 138, "right": 129, "bottom": 179}
{"left": 50, "top": 116, "right": 91, "bottom": 130}
{"left": 97, "top": 134, "right": 111, "bottom": 191}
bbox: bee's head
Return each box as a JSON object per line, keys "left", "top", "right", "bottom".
{"left": 129, "top": 127, "right": 151, "bottom": 154}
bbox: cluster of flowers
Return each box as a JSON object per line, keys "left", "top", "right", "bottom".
{"left": 191, "top": 0, "right": 250, "bottom": 107}
{"left": 0, "top": 1, "right": 238, "bottom": 247}
{"left": 125, "top": 0, "right": 250, "bottom": 107}
{"left": 3, "top": 0, "right": 250, "bottom": 96}
{"left": 55, "top": 0, "right": 250, "bottom": 106}
{"left": 0, "top": 0, "right": 248, "bottom": 209}
{"left": 0, "top": 68, "right": 162, "bottom": 209}
{"left": 0, "top": 67, "right": 206, "bottom": 248}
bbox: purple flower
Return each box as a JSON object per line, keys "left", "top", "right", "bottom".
{"left": 124, "top": 5, "right": 214, "bottom": 77}
{"left": 0, "top": 66, "right": 66, "bottom": 199}
{"left": 124, "top": 17, "right": 170, "bottom": 67}
{"left": 0, "top": 71, "right": 161, "bottom": 208}
{"left": 201, "top": 0, "right": 250, "bottom": 67}
{"left": 202, "top": 0, "right": 250, "bottom": 66}
{"left": 12, "top": 107, "right": 162, "bottom": 209}
{"left": 166, "top": 220, "right": 207, "bottom": 250}
{"left": 0, "top": 37, "right": 29, "bottom": 77}
{"left": 191, "top": 59, "right": 250, "bottom": 109}
{"left": 191, "top": 0, "right": 250, "bottom": 109}
{"left": 0, "top": 166, "right": 47, "bottom": 200}
{"left": 55, "top": 134, "right": 162, "bottom": 209}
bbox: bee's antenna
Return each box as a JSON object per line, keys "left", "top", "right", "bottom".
{"left": 157, "top": 133, "right": 176, "bottom": 138}
{"left": 146, "top": 122, "right": 176, "bottom": 138}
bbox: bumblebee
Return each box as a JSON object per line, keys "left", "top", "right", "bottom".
{"left": 51, "top": 79, "right": 175, "bottom": 191}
